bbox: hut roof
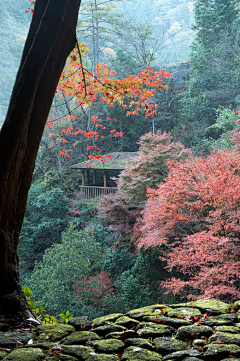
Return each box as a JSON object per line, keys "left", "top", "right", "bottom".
{"left": 70, "top": 152, "right": 139, "bottom": 170}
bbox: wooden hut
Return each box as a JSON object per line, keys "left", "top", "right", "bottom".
{"left": 70, "top": 152, "right": 138, "bottom": 199}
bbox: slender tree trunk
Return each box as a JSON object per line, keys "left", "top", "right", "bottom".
{"left": 0, "top": 0, "right": 81, "bottom": 318}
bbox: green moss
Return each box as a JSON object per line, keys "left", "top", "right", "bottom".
{"left": 203, "top": 343, "right": 240, "bottom": 360}
{"left": 209, "top": 331, "right": 240, "bottom": 345}
{"left": 192, "top": 299, "right": 230, "bottom": 315}
{"left": 32, "top": 324, "right": 75, "bottom": 343}
{"left": 114, "top": 316, "right": 139, "bottom": 328}
{"left": 91, "top": 339, "right": 125, "bottom": 353}
{"left": 124, "top": 337, "right": 154, "bottom": 351}
{"left": 61, "top": 331, "right": 100, "bottom": 345}
{"left": 60, "top": 345, "right": 94, "bottom": 359}
{"left": 143, "top": 315, "right": 191, "bottom": 328}
{"left": 121, "top": 346, "right": 162, "bottom": 360}
{"left": 0, "top": 351, "right": 7, "bottom": 360}
{"left": 4, "top": 348, "right": 44, "bottom": 361}
{"left": 45, "top": 354, "right": 78, "bottom": 361}
{"left": 137, "top": 322, "right": 175, "bottom": 338}
{"left": 162, "top": 349, "right": 201, "bottom": 360}
{"left": 154, "top": 336, "right": 188, "bottom": 355}
{"left": 176, "top": 324, "right": 213, "bottom": 340}
{"left": 87, "top": 355, "right": 120, "bottom": 361}
{"left": 104, "top": 332, "right": 123, "bottom": 339}
{"left": 167, "top": 307, "right": 202, "bottom": 319}
{"left": 92, "top": 324, "right": 127, "bottom": 336}
{"left": 92, "top": 313, "right": 123, "bottom": 327}
{"left": 214, "top": 325, "right": 239, "bottom": 333}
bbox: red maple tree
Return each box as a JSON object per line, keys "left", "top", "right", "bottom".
{"left": 138, "top": 149, "right": 240, "bottom": 301}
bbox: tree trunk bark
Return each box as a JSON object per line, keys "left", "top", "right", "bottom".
{"left": 0, "top": 0, "right": 81, "bottom": 318}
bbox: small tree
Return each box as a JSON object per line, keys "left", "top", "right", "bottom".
{"left": 99, "top": 131, "right": 190, "bottom": 235}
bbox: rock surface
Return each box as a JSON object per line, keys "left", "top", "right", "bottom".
{"left": 1, "top": 298, "right": 240, "bottom": 360}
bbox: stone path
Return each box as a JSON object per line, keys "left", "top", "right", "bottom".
{"left": 1, "top": 299, "right": 240, "bottom": 360}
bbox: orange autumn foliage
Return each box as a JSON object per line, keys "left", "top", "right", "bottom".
{"left": 49, "top": 44, "right": 170, "bottom": 158}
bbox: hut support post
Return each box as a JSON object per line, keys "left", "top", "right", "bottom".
{"left": 82, "top": 170, "right": 85, "bottom": 186}
{"left": 104, "top": 170, "right": 107, "bottom": 188}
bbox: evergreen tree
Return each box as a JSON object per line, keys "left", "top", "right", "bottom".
{"left": 178, "top": 0, "right": 240, "bottom": 152}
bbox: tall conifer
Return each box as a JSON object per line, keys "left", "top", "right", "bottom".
{"left": 178, "top": 0, "right": 240, "bottom": 151}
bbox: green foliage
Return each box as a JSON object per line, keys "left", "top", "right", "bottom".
{"left": 178, "top": 0, "right": 240, "bottom": 152}
{"left": 205, "top": 108, "right": 239, "bottom": 150}
{"left": 59, "top": 311, "right": 73, "bottom": 323}
{"left": 27, "top": 225, "right": 106, "bottom": 318}
{"left": 18, "top": 181, "right": 69, "bottom": 273}
{"left": 22, "top": 286, "right": 58, "bottom": 324}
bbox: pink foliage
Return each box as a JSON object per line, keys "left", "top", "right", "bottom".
{"left": 139, "top": 148, "right": 240, "bottom": 301}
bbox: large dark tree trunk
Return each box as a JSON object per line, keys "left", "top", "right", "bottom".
{"left": 0, "top": 0, "right": 81, "bottom": 318}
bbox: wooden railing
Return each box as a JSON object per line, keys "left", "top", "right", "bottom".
{"left": 79, "top": 186, "right": 118, "bottom": 199}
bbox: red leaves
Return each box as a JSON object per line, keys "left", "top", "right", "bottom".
{"left": 139, "top": 148, "right": 240, "bottom": 301}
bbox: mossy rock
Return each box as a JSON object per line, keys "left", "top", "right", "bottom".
{"left": 0, "top": 351, "right": 7, "bottom": 360}
{"left": 121, "top": 346, "right": 162, "bottom": 360}
{"left": 0, "top": 331, "right": 32, "bottom": 347}
{"left": 209, "top": 331, "right": 240, "bottom": 346}
{"left": 234, "top": 300, "right": 240, "bottom": 309}
{"left": 92, "top": 313, "right": 123, "bottom": 327}
{"left": 91, "top": 338, "right": 125, "bottom": 353}
{"left": 222, "top": 359, "right": 240, "bottom": 361}
{"left": 44, "top": 354, "right": 78, "bottom": 361}
{"left": 24, "top": 342, "right": 57, "bottom": 349}
{"left": 59, "top": 345, "right": 94, "bottom": 359}
{"left": 32, "top": 324, "right": 75, "bottom": 343}
{"left": 192, "top": 338, "right": 207, "bottom": 347}
{"left": 126, "top": 305, "right": 170, "bottom": 320}
{"left": 214, "top": 313, "right": 238, "bottom": 321}
{"left": 167, "top": 307, "right": 202, "bottom": 319}
{"left": 114, "top": 316, "right": 139, "bottom": 327}
{"left": 87, "top": 355, "right": 120, "bottom": 361}
{"left": 104, "top": 332, "right": 123, "bottom": 339}
{"left": 92, "top": 324, "right": 127, "bottom": 336}
{"left": 215, "top": 325, "right": 240, "bottom": 333}
{"left": 61, "top": 331, "right": 100, "bottom": 345}
{"left": 236, "top": 309, "right": 240, "bottom": 320}
{"left": 181, "top": 358, "right": 203, "bottom": 361}
{"left": 137, "top": 322, "right": 175, "bottom": 338}
{"left": 176, "top": 324, "right": 213, "bottom": 340}
{"left": 200, "top": 317, "right": 232, "bottom": 327}
{"left": 4, "top": 347, "right": 44, "bottom": 360}
{"left": 162, "top": 349, "right": 201, "bottom": 360}
{"left": 68, "top": 316, "right": 93, "bottom": 331}
{"left": 169, "top": 303, "right": 192, "bottom": 308}
{"left": 154, "top": 337, "right": 188, "bottom": 355}
{"left": 124, "top": 337, "right": 154, "bottom": 351}
{"left": 191, "top": 299, "right": 230, "bottom": 315}
{"left": 203, "top": 343, "right": 240, "bottom": 360}
{"left": 143, "top": 316, "right": 191, "bottom": 328}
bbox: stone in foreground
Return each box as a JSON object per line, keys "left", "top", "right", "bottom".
{"left": 4, "top": 347, "right": 44, "bottom": 360}
{"left": 154, "top": 336, "right": 188, "bottom": 355}
{"left": 203, "top": 343, "right": 240, "bottom": 360}
{"left": 31, "top": 324, "right": 75, "bottom": 343}
{"left": 0, "top": 331, "right": 31, "bottom": 347}
{"left": 121, "top": 346, "right": 162, "bottom": 360}
{"left": 61, "top": 331, "right": 100, "bottom": 345}
{"left": 91, "top": 338, "right": 125, "bottom": 353}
